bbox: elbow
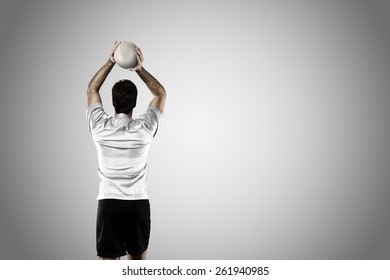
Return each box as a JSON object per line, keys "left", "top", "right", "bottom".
{"left": 159, "top": 86, "right": 167, "bottom": 97}
{"left": 87, "top": 83, "right": 98, "bottom": 96}
{"left": 87, "top": 88, "right": 96, "bottom": 96}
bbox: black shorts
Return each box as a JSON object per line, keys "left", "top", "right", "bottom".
{"left": 96, "top": 199, "right": 151, "bottom": 258}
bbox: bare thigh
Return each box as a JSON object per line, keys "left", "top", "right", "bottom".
{"left": 128, "top": 250, "right": 147, "bottom": 260}
{"left": 99, "top": 250, "right": 147, "bottom": 260}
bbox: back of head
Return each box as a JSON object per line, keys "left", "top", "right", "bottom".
{"left": 112, "top": 79, "right": 138, "bottom": 114}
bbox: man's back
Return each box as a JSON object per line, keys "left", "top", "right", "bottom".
{"left": 87, "top": 103, "right": 162, "bottom": 200}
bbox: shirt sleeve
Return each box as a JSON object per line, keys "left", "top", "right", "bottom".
{"left": 86, "top": 102, "right": 106, "bottom": 134}
{"left": 142, "top": 106, "right": 163, "bottom": 137}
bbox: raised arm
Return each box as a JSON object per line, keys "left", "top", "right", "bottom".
{"left": 129, "top": 48, "right": 167, "bottom": 114}
{"left": 87, "top": 41, "right": 120, "bottom": 107}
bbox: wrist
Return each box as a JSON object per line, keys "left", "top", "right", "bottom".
{"left": 135, "top": 66, "right": 144, "bottom": 74}
{"left": 108, "top": 57, "right": 115, "bottom": 64}
{"left": 103, "top": 59, "right": 115, "bottom": 71}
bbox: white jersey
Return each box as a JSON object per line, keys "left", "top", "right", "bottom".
{"left": 87, "top": 102, "right": 162, "bottom": 200}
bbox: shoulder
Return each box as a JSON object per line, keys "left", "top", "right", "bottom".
{"left": 136, "top": 106, "right": 163, "bottom": 137}
{"left": 86, "top": 102, "right": 110, "bottom": 133}
{"left": 86, "top": 102, "right": 104, "bottom": 116}
{"left": 144, "top": 106, "right": 163, "bottom": 121}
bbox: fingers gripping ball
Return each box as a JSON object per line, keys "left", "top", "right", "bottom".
{"left": 114, "top": 41, "right": 137, "bottom": 69}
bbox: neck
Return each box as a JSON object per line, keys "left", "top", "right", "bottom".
{"left": 115, "top": 111, "right": 133, "bottom": 118}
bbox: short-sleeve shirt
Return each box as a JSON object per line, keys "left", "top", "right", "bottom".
{"left": 86, "top": 102, "right": 162, "bottom": 200}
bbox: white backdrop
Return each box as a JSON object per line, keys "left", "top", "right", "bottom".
{"left": 0, "top": 0, "right": 390, "bottom": 259}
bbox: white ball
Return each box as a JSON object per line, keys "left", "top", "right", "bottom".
{"left": 114, "top": 41, "right": 137, "bottom": 69}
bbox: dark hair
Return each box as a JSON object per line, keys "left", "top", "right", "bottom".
{"left": 112, "top": 79, "right": 138, "bottom": 114}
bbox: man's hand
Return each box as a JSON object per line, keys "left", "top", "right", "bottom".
{"left": 109, "top": 41, "right": 121, "bottom": 63}
{"left": 128, "top": 47, "right": 144, "bottom": 71}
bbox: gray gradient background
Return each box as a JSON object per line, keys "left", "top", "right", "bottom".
{"left": 0, "top": 0, "right": 389, "bottom": 259}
